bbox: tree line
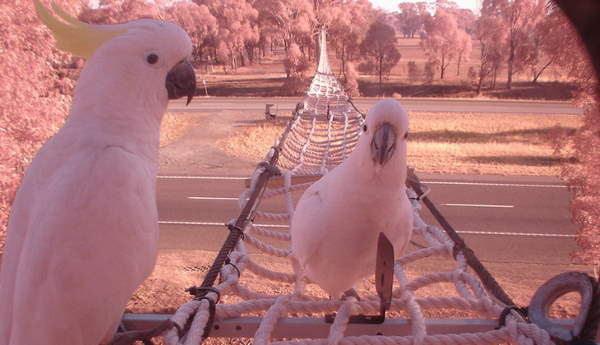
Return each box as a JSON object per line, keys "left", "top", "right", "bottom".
{"left": 31, "top": 0, "right": 595, "bottom": 97}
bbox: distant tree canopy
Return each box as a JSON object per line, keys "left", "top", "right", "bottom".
{"left": 359, "top": 20, "right": 401, "bottom": 97}
{"left": 396, "top": 2, "right": 430, "bottom": 38}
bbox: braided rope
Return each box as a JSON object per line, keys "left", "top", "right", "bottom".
{"left": 164, "top": 169, "right": 555, "bottom": 345}
{"left": 160, "top": 31, "right": 568, "bottom": 345}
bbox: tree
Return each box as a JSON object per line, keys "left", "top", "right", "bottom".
{"left": 407, "top": 61, "right": 421, "bottom": 83}
{"left": 164, "top": 2, "right": 218, "bottom": 68}
{"left": 1, "top": 0, "right": 79, "bottom": 251}
{"left": 474, "top": 11, "right": 507, "bottom": 93}
{"left": 195, "top": 0, "right": 259, "bottom": 70}
{"left": 452, "top": 8, "right": 477, "bottom": 34}
{"left": 455, "top": 30, "right": 472, "bottom": 77}
{"left": 343, "top": 61, "right": 360, "bottom": 97}
{"left": 282, "top": 43, "right": 312, "bottom": 94}
{"left": 359, "top": 21, "right": 401, "bottom": 97}
{"left": 328, "top": 0, "right": 375, "bottom": 80}
{"left": 79, "top": 0, "right": 160, "bottom": 24}
{"left": 482, "top": 0, "right": 542, "bottom": 89}
{"left": 396, "top": 2, "right": 429, "bottom": 38}
{"left": 519, "top": 5, "right": 580, "bottom": 84}
{"left": 551, "top": 0, "right": 600, "bottom": 277}
{"left": 420, "top": 8, "right": 461, "bottom": 80}
{"left": 253, "top": 0, "right": 315, "bottom": 53}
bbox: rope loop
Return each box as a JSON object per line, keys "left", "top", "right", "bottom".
{"left": 497, "top": 306, "right": 529, "bottom": 329}
{"left": 224, "top": 257, "right": 241, "bottom": 278}
{"left": 257, "top": 160, "right": 282, "bottom": 177}
{"left": 227, "top": 223, "right": 245, "bottom": 240}
{"left": 186, "top": 286, "right": 221, "bottom": 304}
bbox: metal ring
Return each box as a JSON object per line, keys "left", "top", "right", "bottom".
{"left": 528, "top": 272, "right": 595, "bottom": 342}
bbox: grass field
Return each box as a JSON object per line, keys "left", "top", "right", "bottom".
{"left": 200, "top": 37, "right": 577, "bottom": 100}
{"left": 218, "top": 112, "right": 581, "bottom": 176}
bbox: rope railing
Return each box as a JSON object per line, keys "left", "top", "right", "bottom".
{"left": 119, "top": 29, "right": 599, "bottom": 345}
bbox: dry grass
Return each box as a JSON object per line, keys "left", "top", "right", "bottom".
{"left": 218, "top": 112, "right": 581, "bottom": 176}
{"left": 159, "top": 112, "right": 200, "bottom": 147}
{"left": 129, "top": 250, "right": 588, "bottom": 320}
{"left": 217, "top": 121, "right": 285, "bottom": 162}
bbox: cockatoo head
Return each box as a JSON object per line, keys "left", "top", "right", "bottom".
{"left": 34, "top": 0, "right": 196, "bottom": 106}
{"left": 359, "top": 99, "right": 409, "bottom": 173}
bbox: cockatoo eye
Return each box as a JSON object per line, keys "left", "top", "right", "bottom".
{"left": 146, "top": 53, "right": 159, "bottom": 64}
{"left": 404, "top": 132, "right": 408, "bottom": 140}
{"left": 363, "top": 124, "right": 368, "bottom": 132}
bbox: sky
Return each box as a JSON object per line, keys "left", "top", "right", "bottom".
{"left": 368, "top": 0, "right": 480, "bottom": 14}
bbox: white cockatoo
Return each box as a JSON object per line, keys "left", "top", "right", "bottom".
{"left": 290, "top": 99, "right": 413, "bottom": 299}
{"left": 0, "top": 2, "right": 196, "bottom": 345}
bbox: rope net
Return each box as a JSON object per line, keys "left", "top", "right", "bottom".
{"left": 277, "top": 30, "right": 364, "bottom": 175}
{"left": 163, "top": 163, "right": 553, "bottom": 345}
{"left": 161, "top": 31, "right": 567, "bottom": 345}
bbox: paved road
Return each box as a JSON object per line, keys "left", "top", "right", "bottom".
{"left": 156, "top": 173, "right": 578, "bottom": 265}
{"left": 168, "top": 97, "right": 582, "bottom": 115}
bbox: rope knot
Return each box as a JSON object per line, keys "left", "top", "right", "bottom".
{"left": 258, "top": 161, "right": 281, "bottom": 177}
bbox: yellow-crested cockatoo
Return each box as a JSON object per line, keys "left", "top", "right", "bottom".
{"left": 0, "top": 2, "right": 196, "bottom": 344}
{"left": 290, "top": 99, "right": 413, "bottom": 299}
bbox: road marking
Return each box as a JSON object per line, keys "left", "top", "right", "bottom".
{"left": 159, "top": 221, "right": 287, "bottom": 228}
{"left": 158, "top": 175, "right": 567, "bottom": 188}
{"left": 158, "top": 175, "right": 246, "bottom": 180}
{"left": 442, "top": 203, "right": 514, "bottom": 208}
{"left": 422, "top": 180, "right": 566, "bottom": 188}
{"left": 456, "top": 230, "right": 575, "bottom": 238}
{"left": 188, "top": 196, "right": 240, "bottom": 201}
{"left": 158, "top": 221, "right": 574, "bottom": 238}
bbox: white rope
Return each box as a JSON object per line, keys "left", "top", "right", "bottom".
{"left": 163, "top": 31, "right": 555, "bottom": 345}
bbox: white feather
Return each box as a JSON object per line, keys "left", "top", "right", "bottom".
{"left": 290, "top": 99, "right": 413, "bottom": 298}
{"left": 0, "top": 19, "right": 192, "bottom": 345}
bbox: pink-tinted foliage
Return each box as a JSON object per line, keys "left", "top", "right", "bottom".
{"left": 253, "top": 0, "right": 315, "bottom": 54}
{"left": 164, "top": 2, "right": 217, "bottom": 67}
{"left": 79, "top": 0, "right": 161, "bottom": 24}
{"left": 343, "top": 61, "right": 360, "bottom": 97}
{"left": 195, "top": 0, "right": 259, "bottom": 70}
{"left": 481, "top": 0, "right": 542, "bottom": 89}
{"left": 474, "top": 11, "right": 508, "bottom": 93}
{"left": 557, "top": 100, "right": 600, "bottom": 276}
{"left": 359, "top": 20, "right": 401, "bottom": 96}
{"left": 0, "top": 0, "right": 78, "bottom": 251}
{"left": 420, "top": 8, "right": 461, "bottom": 80}
{"left": 396, "top": 2, "right": 430, "bottom": 38}
{"left": 455, "top": 29, "right": 472, "bottom": 77}
{"left": 282, "top": 43, "right": 312, "bottom": 94}
{"left": 327, "top": 0, "right": 375, "bottom": 78}
{"left": 549, "top": 5, "right": 599, "bottom": 276}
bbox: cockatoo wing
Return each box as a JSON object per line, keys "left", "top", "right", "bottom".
{"left": 1, "top": 142, "right": 158, "bottom": 345}
{"left": 290, "top": 178, "right": 328, "bottom": 261}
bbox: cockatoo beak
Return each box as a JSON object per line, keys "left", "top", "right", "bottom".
{"left": 166, "top": 59, "right": 196, "bottom": 105}
{"left": 371, "top": 122, "right": 397, "bottom": 166}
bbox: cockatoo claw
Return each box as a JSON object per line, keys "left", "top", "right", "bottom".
{"left": 342, "top": 288, "right": 361, "bottom": 301}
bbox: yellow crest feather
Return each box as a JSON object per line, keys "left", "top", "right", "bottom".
{"left": 33, "top": 0, "right": 126, "bottom": 59}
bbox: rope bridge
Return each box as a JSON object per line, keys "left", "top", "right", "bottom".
{"left": 120, "top": 31, "right": 599, "bottom": 345}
